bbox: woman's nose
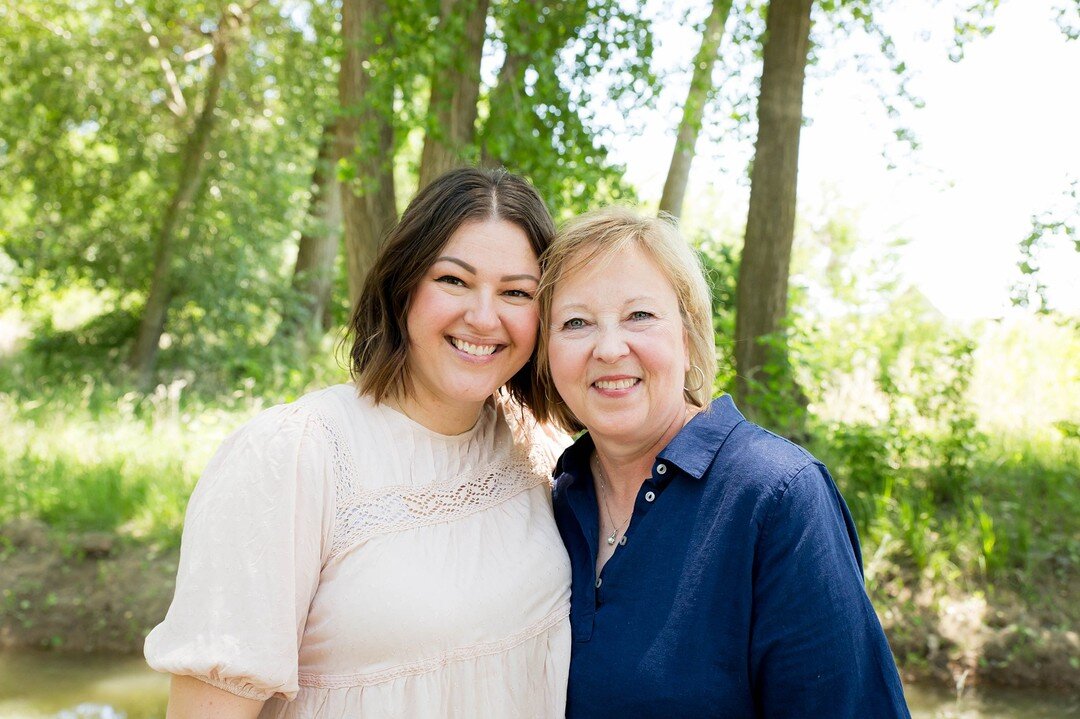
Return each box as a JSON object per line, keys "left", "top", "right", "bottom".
{"left": 464, "top": 292, "right": 500, "bottom": 332}
{"left": 593, "top": 325, "right": 629, "bottom": 362}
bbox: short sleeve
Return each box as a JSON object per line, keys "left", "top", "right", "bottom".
{"left": 749, "top": 463, "right": 910, "bottom": 718}
{"left": 144, "top": 403, "right": 336, "bottom": 701}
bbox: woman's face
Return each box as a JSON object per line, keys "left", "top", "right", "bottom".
{"left": 547, "top": 244, "right": 690, "bottom": 447}
{"left": 403, "top": 218, "right": 540, "bottom": 429}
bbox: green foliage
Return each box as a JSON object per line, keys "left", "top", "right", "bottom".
{"left": 0, "top": 335, "right": 346, "bottom": 546}
{"left": 480, "top": 0, "right": 657, "bottom": 213}
{"left": 1054, "top": 0, "right": 1080, "bottom": 40}
{"left": 1011, "top": 178, "right": 1079, "bottom": 314}
{"left": 696, "top": 236, "right": 738, "bottom": 391}
{"left": 1, "top": 0, "right": 335, "bottom": 380}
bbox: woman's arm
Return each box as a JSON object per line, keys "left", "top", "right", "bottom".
{"left": 750, "top": 462, "right": 910, "bottom": 718}
{"left": 166, "top": 675, "right": 265, "bottom": 719}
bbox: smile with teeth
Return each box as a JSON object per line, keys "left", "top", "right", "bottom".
{"left": 594, "top": 378, "right": 638, "bottom": 390}
{"left": 450, "top": 337, "right": 499, "bottom": 357}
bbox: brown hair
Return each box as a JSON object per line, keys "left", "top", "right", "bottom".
{"left": 348, "top": 167, "right": 556, "bottom": 415}
{"left": 535, "top": 206, "right": 717, "bottom": 433}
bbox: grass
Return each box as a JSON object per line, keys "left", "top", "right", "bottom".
{"left": 814, "top": 425, "right": 1079, "bottom": 593}
{"left": 0, "top": 389, "right": 242, "bottom": 548}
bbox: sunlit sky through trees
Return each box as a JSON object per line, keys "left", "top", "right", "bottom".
{"left": 602, "top": 0, "right": 1080, "bottom": 321}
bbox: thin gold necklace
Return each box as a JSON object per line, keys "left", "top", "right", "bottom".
{"left": 593, "top": 455, "right": 632, "bottom": 546}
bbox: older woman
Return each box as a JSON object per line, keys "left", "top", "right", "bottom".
{"left": 536, "top": 207, "right": 910, "bottom": 718}
{"left": 145, "top": 168, "right": 571, "bottom": 718}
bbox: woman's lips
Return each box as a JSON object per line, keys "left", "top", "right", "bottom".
{"left": 592, "top": 377, "right": 640, "bottom": 392}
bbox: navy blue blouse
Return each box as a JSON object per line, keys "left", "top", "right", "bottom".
{"left": 552, "top": 395, "right": 911, "bottom": 718}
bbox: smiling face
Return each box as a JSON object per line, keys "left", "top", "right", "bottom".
{"left": 400, "top": 218, "right": 541, "bottom": 433}
{"left": 547, "top": 244, "right": 691, "bottom": 449}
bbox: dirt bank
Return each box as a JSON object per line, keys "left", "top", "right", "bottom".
{"left": 0, "top": 519, "right": 177, "bottom": 653}
{"left": 1, "top": 518, "right": 1077, "bottom": 693}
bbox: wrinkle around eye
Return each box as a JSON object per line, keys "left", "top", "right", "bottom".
{"left": 559, "top": 318, "right": 589, "bottom": 331}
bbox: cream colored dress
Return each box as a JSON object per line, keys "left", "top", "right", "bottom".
{"left": 145, "top": 384, "right": 571, "bottom": 718}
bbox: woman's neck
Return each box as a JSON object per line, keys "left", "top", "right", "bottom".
{"left": 388, "top": 394, "right": 485, "bottom": 436}
{"left": 592, "top": 404, "right": 694, "bottom": 502}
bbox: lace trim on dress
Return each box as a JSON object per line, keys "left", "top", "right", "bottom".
{"left": 297, "top": 601, "right": 570, "bottom": 689}
{"left": 310, "top": 412, "right": 552, "bottom": 561}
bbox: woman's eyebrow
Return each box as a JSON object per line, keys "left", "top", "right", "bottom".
{"left": 435, "top": 256, "right": 475, "bottom": 274}
{"left": 434, "top": 256, "right": 538, "bottom": 284}
{"left": 502, "top": 273, "right": 540, "bottom": 283}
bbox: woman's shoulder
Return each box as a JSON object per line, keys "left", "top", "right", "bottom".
{"left": 212, "top": 384, "right": 370, "bottom": 462}
{"left": 685, "top": 399, "right": 827, "bottom": 510}
{"left": 726, "top": 420, "right": 818, "bottom": 479}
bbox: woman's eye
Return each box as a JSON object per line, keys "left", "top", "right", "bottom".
{"left": 436, "top": 275, "right": 466, "bottom": 287}
{"left": 629, "top": 310, "right": 653, "bottom": 321}
{"left": 562, "top": 317, "right": 587, "bottom": 330}
{"left": 504, "top": 289, "right": 534, "bottom": 300}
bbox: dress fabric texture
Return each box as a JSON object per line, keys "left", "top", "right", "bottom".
{"left": 552, "top": 394, "right": 910, "bottom": 719}
{"left": 144, "top": 384, "right": 572, "bottom": 719}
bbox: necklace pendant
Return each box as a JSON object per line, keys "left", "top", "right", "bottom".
{"left": 607, "top": 531, "right": 617, "bottom": 545}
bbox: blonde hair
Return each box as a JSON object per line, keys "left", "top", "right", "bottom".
{"left": 535, "top": 206, "right": 717, "bottom": 433}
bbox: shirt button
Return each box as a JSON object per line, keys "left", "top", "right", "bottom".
{"left": 645, "top": 491, "right": 656, "bottom": 502}
{"left": 656, "top": 463, "right": 667, "bottom": 475}
{"left": 618, "top": 535, "right": 627, "bottom": 546}
{"left": 595, "top": 577, "right": 603, "bottom": 589}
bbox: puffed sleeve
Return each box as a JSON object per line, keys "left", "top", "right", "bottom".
{"left": 749, "top": 462, "right": 911, "bottom": 718}
{"left": 144, "top": 403, "right": 336, "bottom": 701}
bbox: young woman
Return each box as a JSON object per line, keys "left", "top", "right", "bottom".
{"left": 145, "top": 168, "right": 571, "bottom": 718}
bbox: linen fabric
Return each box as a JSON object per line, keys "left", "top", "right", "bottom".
{"left": 552, "top": 394, "right": 911, "bottom": 718}
{"left": 145, "top": 384, "right": 571, "bottom": 718}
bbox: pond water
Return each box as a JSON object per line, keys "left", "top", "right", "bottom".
{"left": 0, "top": 650, "right": 1076, "bottom": 718}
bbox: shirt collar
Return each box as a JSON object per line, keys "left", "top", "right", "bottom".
{"left": 657, "top": 394, "right": 746, "bottom": 480}
{"left": 554, "top": 431, "right": 595, "bottom": 490}
{"left": 554, "top": 395, "right": 746, "bottom": 486}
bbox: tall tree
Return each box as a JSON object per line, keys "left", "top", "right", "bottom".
{"left": 417, "top": 0, "right": 491, "bottom": 189}
{"left": 128, "top": 4, "right": 256, "bottom": 384}
{"left": 338, "top": 0, "right": 398, "bottom": 304}
{"left": 658, "top": 0, "right": 734, "bottom": 219}
{"left": 277, "top": 120, "right": 343, "bottom": 346}
{"left": 734, "top": 0, "right": 814, "bottom": 416}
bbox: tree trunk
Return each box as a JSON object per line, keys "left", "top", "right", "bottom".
{"left": 277, "top": 120, "right": 342, "bottom": 347}
{"left": 417, "top": 0, "right": 491, "bottom": 189}
{"left": 128, "top": 28, "right": 234, "bottom": 386}
{"left": 658, "top": 0, "right": 733, "bottom": 219}
{"left": 338, "top": 0, "right": 397, "bottom": 306}
{"left": 734, "top": 0, "right": 814, "bottom": 412}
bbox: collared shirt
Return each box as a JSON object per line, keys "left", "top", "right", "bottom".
{"left": 552, "top": 395, "right": 911, "bottom": 719}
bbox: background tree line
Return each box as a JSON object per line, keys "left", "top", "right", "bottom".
{"left": 3, "top": 0, "right": 1001, "bottom": 421}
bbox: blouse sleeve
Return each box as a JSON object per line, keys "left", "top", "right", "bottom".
{"left": 749, "top": 462, "right": 910, "bottom": 718}
{"left": 144, "top": 403, "right": 336, "bottom": 701}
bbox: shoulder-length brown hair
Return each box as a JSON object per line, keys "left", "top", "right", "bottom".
{"left": 348, "top": 167, "right": 556, "bottom": 416}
